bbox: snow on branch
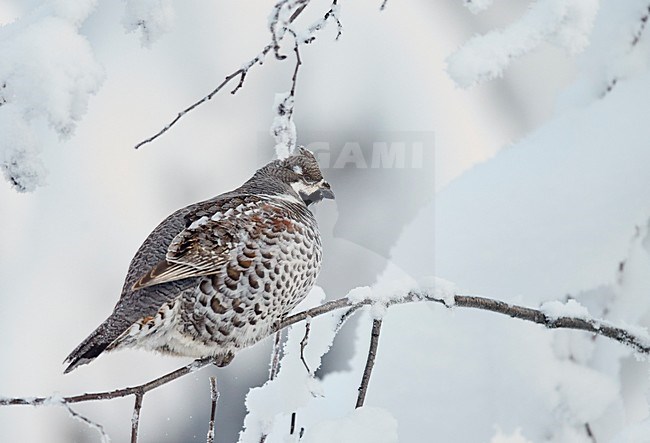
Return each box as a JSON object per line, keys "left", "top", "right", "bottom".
{"left": 447, "top": 0, "right": 598, "bottom": 88}
{"left": 355, "top": 319, "right": 383, "bottom": 409}
{"left": 2, "top": 280, "right": 649, "bottom": 441}
{"left": 270, "top": 32, "right": 302, "bottom": 159}
{"left": 206, "top": 376, "right": 220, "bottom": 443}
{"left": 462, "top": 0, "right": 494, "bottom": 15}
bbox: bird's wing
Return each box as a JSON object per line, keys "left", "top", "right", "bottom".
{"left": 131, "top": 197, "right": 265, "bottom": 290}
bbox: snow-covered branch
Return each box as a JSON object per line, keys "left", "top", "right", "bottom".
{"left": 2, "top": 283, "right": 649, "bottom": 441}
{"left": 206, "top": 376, "right": 219, "bottom": 443}
{"left": 281, "top": 289, "right": 650, "bottom": 354}
{"left": 130, "top": 391, "right": 144, "bottom": 443}
{"left": 355, "top": 319, "right": 383, "bottom": 409}
{"left": 447, "top": 0, "right": 598, "bottom": 88}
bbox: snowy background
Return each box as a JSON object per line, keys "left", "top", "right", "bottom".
{"left": 2, "top": 0, "right": 650, "bottom": 442}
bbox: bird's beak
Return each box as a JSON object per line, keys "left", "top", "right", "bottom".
{"left": 320, "top": 181, "right": 335, "bottom": 200}
{"left": 300, "top": 181, "right": 334, "bottom": 206}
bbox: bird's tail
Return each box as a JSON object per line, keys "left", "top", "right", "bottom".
{"left": 63, "top": 323, "right": 116, "bottom": 374}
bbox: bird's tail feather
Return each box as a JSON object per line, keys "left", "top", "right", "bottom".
{"left": 63, "top": 324, "right": 115, "bottom": 374}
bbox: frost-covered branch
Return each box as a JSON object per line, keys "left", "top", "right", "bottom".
{"left": 355, "top": 319, "right": 383, "bottom": 408}
{"left": 0, "top": 357, "right": 213, "bottom": 442}
{"left": 447, "top": 0, "right": 598, "bottom": 88}
{"left": 269, "top": 330, "right": 283, "bottom": 380}
{"left": 2, "top": 286, "right": 649, "bottom": 441}
{"left": 206, "top": 376, "right": 219, "bottom": 443}
{"left": 279, "top": 289, "right": 650, "bottom": 354}
{"left": 63, "top": 402, "right": 110, "bottom": 443}
{"left": 130, "top": 392, "right": 144, "bottom": 443}
{"left": 0, "top": 357, "right": 212, "bottom": 407}
{"left": 270, "top": 31, "right": 303, "bottom": 158}
{"left": 134, "top": 0, "right": 341, "bottom": 150}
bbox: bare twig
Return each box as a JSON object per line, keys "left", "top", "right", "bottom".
{"left": 602, "top": 2, "right": 650, "bottom": 96}
{"left": 133, "top": 0, "right": 337, "bottom": 150}
{"left": 131, "top": 391, "right": 144, "bottom": 443}
{"left": 299, "top": 319, "right": 312, "bottom": 374}
{"left": 630, "top": 4, "right": 650, "bottom": 47}
{"left": 290, "top": 412, "right": 297, "bottom": 434}
{"left": 133, "top": 69, "right": 249, "bottom": 149}
{"left": 355, "top": 319, "right": 383, "bottom": 408}
{"left": 380, "top": 0, "right": 388, "bottom": 10}
{"left": 206, "top": 377, "right": 219, "bottom": 443}
{"left": 585, "top": 422, "right": 597, "bottom": 443}
{"left": 287, "top": 31, "right": 303, "bottom": 119}
{"left": 1, "top": 357, "right": 213, "bottom": 407}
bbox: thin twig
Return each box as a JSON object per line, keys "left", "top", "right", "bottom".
{"left": 280, "top": 292, "right": 650, "bottom": 355}
{"left": 1, "top": 357, "right": 212, "bottom": 406}
{"left": 206, "top": 377, "right": 219, "bottom": 443}
{"left": 335, "top": 305, "right": 363, "bottom": 333}
{"left": 380, "top": 0, "right": 388, "bottom": 10}
{"left": 131, "top": 391, "right": 144, "bottom": 443}
{"left": 355, "top": 319, "right": 383, "bottom": 408}
{"left": 133, "top": 69, "right": 248, "bottom": 149}
{"left": 133, "top": 0, "right": 318, "bottom": 150}
{"left": 299, "top": 319, "right": 312, "bottom": 374}
{"left": 302, "top": 0, "right": 341, "bottom": 43}
{"left": 63, "top": 402, "right": 110, "bottom": 443}
{"left": 602, "top": 2, "right": 650, "bottom": 96}
{"left": 269, "top": 330, "right": 283, "bottom": 380}
{"left": 287, "top": 30, "right": 303, "bottom": 121}
{"left": 269, "top": 0, "right": 309, "bottom": 59}
{"left": 290, "top": 412, "right": 297, "bottom": 435}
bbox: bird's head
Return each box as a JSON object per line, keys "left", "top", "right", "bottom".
{"left": 253, "top": 147, "right": 334, "bottom": 206}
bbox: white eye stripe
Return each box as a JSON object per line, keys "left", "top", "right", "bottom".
{"left": 290, "top": 180, "right": 321, "bottom": 195}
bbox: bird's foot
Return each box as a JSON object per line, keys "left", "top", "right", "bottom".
{"left": 212, "top": 352, "right": 235, "bottom": 367}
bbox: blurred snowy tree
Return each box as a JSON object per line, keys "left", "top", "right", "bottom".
{"left": 3, "top": 1, "right": 650, "bottom": 443}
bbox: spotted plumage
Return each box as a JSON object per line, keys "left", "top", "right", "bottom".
{"left": 64, "top": 148, "right": 333, "bottom": 373}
